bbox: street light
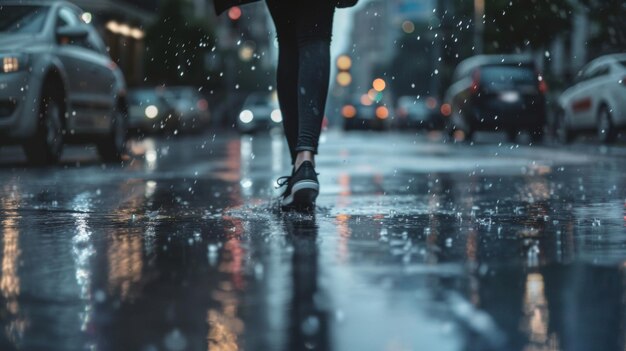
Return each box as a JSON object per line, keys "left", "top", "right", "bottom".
{"left": 474, "top": 0, "right": 485, "bottom": 54}
{"left": 336, "top": 55, "right": 352, "bottom": 71}
{"left": 336, "top": 54, "right": 353, "bottom": 87}
{"left": 336, "top": 72, "right": 352, "bottom": 86}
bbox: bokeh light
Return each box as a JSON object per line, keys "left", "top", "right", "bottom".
{"left": 342, "top": 105, "right": 356, "bottom": 119}
{"left": 360, "top": 94, "right": 372, "bottom": 106}
{"left": 228, "top": 7, "right": 242, "bottom": 21}
{"left": 336, "top": 72, "right": 352, "bottom": 86}
{"left": 375, "top": 106, "right": 389, "bottom": 119}
{"left": 440, "top": 103, "right": 452, "bottom": 116}
{"left": 337, "top": 55, "right": 352, "bottom": 70}
{"left": 373, "top": 78, "right": 386, "bottom": 92}
{"left": 401, "top": 20, "right": 415, "bottom": 34}
{"left": 81, "top": 12, "right": 92, "bottom": 24}
{"left": 426, "top": 97, "right": 438, "bottom": 110}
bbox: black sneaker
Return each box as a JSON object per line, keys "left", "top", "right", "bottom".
{"left": 277, "top": 161, "right": 319, "bottom": 211}
{"left": 276, "top": 168, "right": 295, "bottom": 200}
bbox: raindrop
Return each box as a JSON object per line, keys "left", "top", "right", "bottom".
{"left": 94, "top": 290, "right": 106, "bottom": 303}
{"left": 164, "top": 329, "right": 188, "bottom": 351}
{"left": 335, "top": 309, "right": 345, "bottom": 322}
{"left": 254, "top": 263, "right": 264, "bottom": 279}
{"left": 301, "top": 316, "right": 320, "bottom": 336}
{"left": 208, "top": 248, "right": 219, "bottom": 266}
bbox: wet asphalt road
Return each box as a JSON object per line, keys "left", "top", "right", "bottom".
{"left": 0, "top": 130, "right": 625, "bottom": 351}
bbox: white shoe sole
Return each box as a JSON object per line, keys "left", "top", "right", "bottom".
{"left": 281, "top": 180, "right": 319, "bottom": 209}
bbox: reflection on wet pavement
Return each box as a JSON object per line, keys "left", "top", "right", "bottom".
{"left": 0, "top": 131, "right": 625, "bottom": 350}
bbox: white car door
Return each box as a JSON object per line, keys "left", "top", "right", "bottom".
{"left": 589, "top": 64, "right": 614, "bottom": 124}
{"left": 567, "top": 64, "right": 610, "bottom": 129}
{"left": 607, "top": 62, "right": 626, "bottom": 126}
{"left": 55, "top": 7, "right": 111, "bottom": 132}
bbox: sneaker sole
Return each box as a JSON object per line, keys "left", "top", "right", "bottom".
{"left": 281, "top": 180, "right": 319, "bottom": 211}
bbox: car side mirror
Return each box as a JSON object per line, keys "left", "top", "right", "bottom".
{"left": 56, "top": 25, "right": 89, "bottom": 44}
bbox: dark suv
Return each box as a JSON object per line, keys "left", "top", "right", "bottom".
{"left": 0, "top": 2, "right": 128, "bottom": 164}
{"left": 444, "top": 55, "right": 547, "bottom": 142}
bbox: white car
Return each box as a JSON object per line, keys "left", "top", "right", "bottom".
{"left": 237, "top": 93, "right": 282, "bottom": 133}
{"left": 0, "top": 2, "right": 128, "bottom": 164}
{"left": 556, "top": 53, "right": 626, "bottom": 143}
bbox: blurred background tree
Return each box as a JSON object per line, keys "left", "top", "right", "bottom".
{"left": 579, "top": 0, "right": 626, "bottom": 56}
{"left": 483, "top": 0, "right": 573, "bottom": 53}
{"left": 389, "top": 23, "right": 436, "bottom": 98}
{"left": 144, "top": 0, "right": 216, "bottom": 86}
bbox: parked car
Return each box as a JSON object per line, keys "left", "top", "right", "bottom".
{"left": 444, "top": 55, "right": 547, "bottom": 142}
{"left": 394, "top": 95, "right": 445, "bottom": 130}
{"left": 164, "top": 86, "right": 211, "bottom": 133}
{"left": 128, "top": 88, "right": 179, "bottom": 135}
{"left": 555, "top": 53, "right": 626, "bottom": 144}
{"left": 342, "top": 94, "right": 391, "bottom": 131}
{"left": 237, "top": 92, "right": 282, "bottom": 133}
{"left": 0, "top": 1, "right": 128, "bottom": 164}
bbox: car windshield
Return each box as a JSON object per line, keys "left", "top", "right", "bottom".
{"left": 247, "top": 95, "right": 270, "bottom": 106}
{"left": 129, "top": 91, "right": 162, "bottom": 104}
{"left": 167, "top": 88, "right": 196, "bottom": 99}
{"left": 480, "top": 65, "right": 536, "bottom": 87}
{"left": 0, "top": 5, "right": 49, "bottom": 34}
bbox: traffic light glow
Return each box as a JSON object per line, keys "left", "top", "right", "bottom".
{"left": 228, "top": 7, "right": 242, "bottom": 20}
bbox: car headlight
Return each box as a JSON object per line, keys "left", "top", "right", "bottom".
{"left": 145, "top": 105, "right": 159, "bottom": 119}
{"left": 270, "top": 109, "right": 282, "bottom": 123}
{"left": 239, "top": 110, "right": 254, "bottom": 124}
{"left": 1, "top": 54, "right": 28, "bottom": 73}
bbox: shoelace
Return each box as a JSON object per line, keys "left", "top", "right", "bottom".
{"left": 275, "top": 175, "right": 292, "bottom": 189}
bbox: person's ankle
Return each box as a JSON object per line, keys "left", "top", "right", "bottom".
{"left": 295, "top": 151, "right": 315, "bottom": 170}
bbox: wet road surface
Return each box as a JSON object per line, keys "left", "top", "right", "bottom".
{"left": 0, "top": 130, "right": 625, "bottom": 351}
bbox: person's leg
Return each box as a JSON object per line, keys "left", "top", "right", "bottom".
{"left": 266, "top": 0, "right": 299, "bottom": 165}
{"left": 293, "top": 0, "right": 335, "bottom": 170}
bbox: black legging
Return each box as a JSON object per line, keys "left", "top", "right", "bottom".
{"left": 265, "top": 0, "right": 335, "bottom": 165}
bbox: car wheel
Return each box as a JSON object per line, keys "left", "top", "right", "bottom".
{"left": 555, "top": 110, "right": 574, "bottom": 144}
{"left": 597, "top": 105, "right": 617, "bottom": 144}
{"left": 97, "top": 104, "right": 128, "bottom": 162}
{"left": 23, "top": 84, "right": 64, "bottom": 165}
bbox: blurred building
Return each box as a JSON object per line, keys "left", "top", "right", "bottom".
{"left": 213, "top": 3, "right": 275, "bottom": 70}
{"left": 388, "top": 0, "right": 435, "bottom": 25}
{"left": 348, "top": 0, "right": 392, "bottom": 95}
{"left": 345, "top": 0, "right": 444, "bottom": 94}
{"left": 65, "top": 0, "right": 158, "bottom": 85}
{"left": 210, "top": 2, "right": 276, "bottom": 125}
{"left": 549, "top": 8, "right": 589, "bottom": 81}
